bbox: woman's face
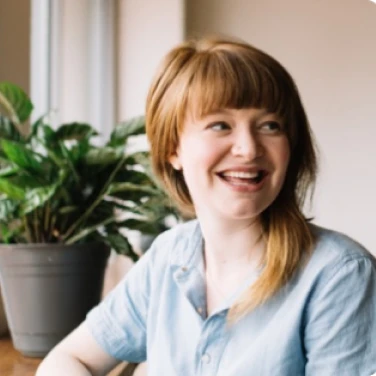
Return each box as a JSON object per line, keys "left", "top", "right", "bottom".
{"left": 169, "top": 107, "right": 291, "bottom": 224}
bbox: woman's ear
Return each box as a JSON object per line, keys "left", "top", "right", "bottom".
{"left": 169, "top": 153, "right": 182, "bottom": 170}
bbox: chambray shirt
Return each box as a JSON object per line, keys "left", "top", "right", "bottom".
{"left": 86, "top": 220, "right": 376, "bottom": 376}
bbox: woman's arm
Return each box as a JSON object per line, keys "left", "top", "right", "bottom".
{"left": 36, "top": 321, "right": 120, "bottom": 376}
{"left": 36, "top": 230, "right": 171, "bottom": 375}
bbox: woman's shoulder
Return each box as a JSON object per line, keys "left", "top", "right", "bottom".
{"left": 292, "top": 224, "right": 376, "bottom": 313}
{"left": 306, "top": 223, "right": 376, "bottom": 276}
{"left": 145, "top": 219, "right": 202, "bottom": 266}
{"left": 152, "top": 219, "right": 200, "bottom": 250}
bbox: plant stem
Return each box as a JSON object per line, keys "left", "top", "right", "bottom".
{"left": 39, "top": 208, "right": 45, "bottom": 242}
{"left": 23, "top": 215, "right": 33, "bottom": 242}
{"left": 44, "top": 201, "right": 51, "bottom": 240}
{"left": 48, "top": 214, "right": 57, "bottom": 242}
{"left": 33, "top": 210, "right": 40, "bottom": 242}
{"left": 61, "top": 156, "right": 126, "bottom": 241}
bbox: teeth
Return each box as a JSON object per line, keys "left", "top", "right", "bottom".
{"left": 222, "top": 171, "right": 260, "bottom": 179}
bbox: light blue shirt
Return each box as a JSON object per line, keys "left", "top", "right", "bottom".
{"left": 87, "top": 220, "right": 376, "bottom": 375}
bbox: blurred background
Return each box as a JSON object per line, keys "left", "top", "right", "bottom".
{"left": 1, "top": 0, "right": 375, "bottom": 254}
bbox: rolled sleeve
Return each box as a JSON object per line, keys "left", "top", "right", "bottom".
{"left": 86, "top": 249, "right": 153, "bottom": 363}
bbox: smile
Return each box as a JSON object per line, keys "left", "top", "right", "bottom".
{"left": 217, "top": 170, "right": 268, "bottom": 191}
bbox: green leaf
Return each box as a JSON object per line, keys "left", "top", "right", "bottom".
{"left": 124, "top": 151, "right": 150, "bottom": 168}
{"left": 65, "top": 216, "right": 116, "bottom": 245}
{"left": 0, "top": 115, "right": 23, "bottom": 141}
{"left": 0, "top": 82, "right": 33, "bottom": 123}
{"left": 108, "top": 182, "right": 159, "bottom": 195}
{"left": 105, "top": 233, "right": 139, "bottom": 261}
{"left": 119, "top": 218, "right": 162, "bottom": 235}
{"left": 126, "top": 151, "right": 156, "bottom": 182}
{"left": 27, "top": 119, "right": 57, "bottom": 161}
{"left": 69, "top": 138, "right": 91, "bottom": 162}
{"left": 44, "top": 143, "right": 66, "bottom": 167}
{"left": 29, "top": 119, "right": 56, "bottom": 144}
{"left": 0, "top": 197, "right": 17, "bottom": 220}
{"left": 0, "top": 220, "right": 26, "bottom": 243}
{"left": 21, "top": 184, "right": 58, "bottom": 214}
{"left": 55, "top": 123, "right": 98, "bottom": 141}
{"left": 12, "top": 174, "right": 46, "bottom": 188}
{"left": 90, "top": 200, "right": 115, "bottom": 219}
{"left": 0, "top": 139, "right": 46, "bottom": 175}
{"left": 0, "top": 177, "right": 25, "bottom": 199}
{"left": 0, "top": 222, "right": 14, "bottom": 243}
{"left": 0, "top": 163, "right": 19, "bottom": 177}
{"left": 84, "top": 146, "right": 124, "bottom": 165}
{"left": 109, "top": 190, "right": 152, "bottom": 204}
{"left": 113, "top": 169, "right": 153, "bottom": 185}
{"left": 56, "top": 141, "right": 80, "bottom": 182}
{"left": 109, "top": 116, "right": 145, "bottom": 146}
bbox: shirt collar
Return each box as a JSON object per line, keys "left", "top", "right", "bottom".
{"left": 170, "top": 220, "right": 204, "bottom": 273}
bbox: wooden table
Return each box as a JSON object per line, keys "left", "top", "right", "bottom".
{"left": 0, "top": 337, "right": 42, "bottom": 376}
{"left": 0, "top": 337, "right": 138, "bottom": 376}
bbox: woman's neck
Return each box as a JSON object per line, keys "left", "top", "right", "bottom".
{"left": 198, "top": 213, "right": 265, "bottom": 277}
{"left": 198, "top": 214, "right": 265, "bottom": 316}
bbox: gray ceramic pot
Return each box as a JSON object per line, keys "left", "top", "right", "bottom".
{"left": 0, "top": 286, "right": 8, "bottom": 337}
{"left": 0, "top": 242, "right": 110, "bottom": 357}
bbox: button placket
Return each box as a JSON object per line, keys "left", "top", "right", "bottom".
{"left": 201, "top": 353, "right": 211, "bottom": 364}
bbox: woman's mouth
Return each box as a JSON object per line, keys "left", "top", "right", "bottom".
{"left": 217, "top": 170, "right": 268, "bottom": 190}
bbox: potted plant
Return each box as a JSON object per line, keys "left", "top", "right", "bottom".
{"left": 0, "top": 82, "right": 176, "bottom": 357}
{"left": 119, "top": 151, "right": 183, "bottom": 252}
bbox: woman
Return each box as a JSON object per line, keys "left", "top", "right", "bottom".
{"left": 37, "top": 37, "right": 376, "bottom": 376}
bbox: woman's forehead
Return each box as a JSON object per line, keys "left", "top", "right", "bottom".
{"left": 184, "top": 104, "right": 283, "bottom": 122}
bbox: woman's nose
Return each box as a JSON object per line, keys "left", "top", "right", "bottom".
{"left": 231, "top": 131, "right": 264, "bottom": 159}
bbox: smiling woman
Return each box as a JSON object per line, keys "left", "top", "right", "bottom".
{"left": 37, "top": 36, "right": 376, "bottom": 376}
{"left": 169, "top": 108, "right": 290, "bottom": 230}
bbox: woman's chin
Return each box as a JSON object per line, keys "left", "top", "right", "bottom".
{"left": 215, "top": 204, "right": 265, "bottom": 223}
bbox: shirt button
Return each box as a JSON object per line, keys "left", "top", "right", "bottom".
{"left": 201, "top": 353, "right": 211, "bottom": 364}
{"left": 197, "top": 307, "right": 203, "bottom": 314}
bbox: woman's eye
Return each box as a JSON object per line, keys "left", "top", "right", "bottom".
{"left": 208, "top": 122, "right": 230, "bottom": 131}
{"left": 260, "top": 121, "right": 283, "bottom": 133}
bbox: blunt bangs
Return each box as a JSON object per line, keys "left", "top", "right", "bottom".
{"left": 183, "top": 46, "right": 296, "bottom": 125}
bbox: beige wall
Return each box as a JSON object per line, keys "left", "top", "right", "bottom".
{"left": 0, "top": 0, "right": 30, "bottom": 93}
{"left": 187, "top": 0, "right": 376, "bottom": 253}
{"left": 117, "top": 0, "right": 184, "bottom": 121}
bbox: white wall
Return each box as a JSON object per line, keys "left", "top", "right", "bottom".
{"left": 187, "top": 0, "right": 376, "bottom": 253}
